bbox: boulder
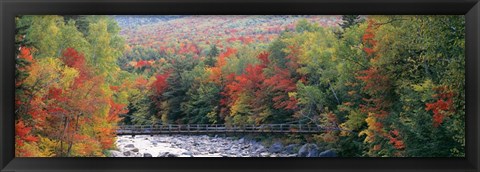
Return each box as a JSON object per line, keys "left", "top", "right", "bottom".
{"left": 130, "top": 148, "right": 139, "bottom": 152}
{"left": 260, "top": 152, "right": 270, "bottom": 157}
{"left": 167, "top": 153, "right": 178, "bottom": 157}
{"left": 268, "top": 142, "right": 283, "bottom": 153}
{"left": 157, "top": 152, "right": 178, "bottom": 157}
{"left": 123, "top": 151, "right": 131, "bottom": 156}
{"left": 319, "top": 150, "right": 337, "bottom": 157}
{"left": 143, "top": 153, "right": 153, "bottom": 157}
{"left": 108, "top": 150, "right": 123, "bottom": 157}
{"left": 125, "top": 144, "right": 135, "bottom": 148}
{"left": 238, "top": 138, "right": 245, "bottom": 144}
{"left": 283, "top": 144, "right": 297, "bottom": 154}
{"left": 306, "top": 145, "right": 319, "bottom": 157}
{"left": 157, "top": 152, "right": 169, "bottom": 157}
{"left": 255, "top": 147, "right": 267, "bottom": 154}
{"left": 298, "top": 144, "right": 309, "bottom": 157}
{"left": 298, "top": 143, "right": 319, "bottom": 157}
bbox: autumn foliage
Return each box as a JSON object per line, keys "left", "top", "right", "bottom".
{"left": 15, "top": 15, "right": 465, "bottom": 158}
{"left": 425, "top": 86, "right": 455, "bottom": 127}
{"left": 15, "top": 17, "right": 128, "bottom": 157}
{"left": 152, "top": 72, "right": 171, "bottom": 94}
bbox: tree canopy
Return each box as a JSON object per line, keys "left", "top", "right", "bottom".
{"left": 15, "top": 15, "right": 465, "bottom": 157}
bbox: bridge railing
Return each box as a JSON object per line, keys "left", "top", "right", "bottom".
{"left": 116, "top": 124, "right": 337, "bottom": 135}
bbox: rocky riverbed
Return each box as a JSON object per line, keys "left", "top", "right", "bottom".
{"left": 108, "top": 134, "right": 336, "bottom": 157}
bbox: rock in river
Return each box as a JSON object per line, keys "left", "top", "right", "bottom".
{"left": 125, "top": 144, "right": 135, "bottom": 148}
{"left": 123, "top": 151, "right": 131, "bottom": 156}
{"left": 283, "top": 144, "right": 297, "bottom": 154}
{"left": 158, "top": 152, "right": 179, "bottom": 157}
{"left": 268, "top": 142, "right": 283, "bottom": 153}
{"left": 298, "top": 143, "right": 319, "bottom": 157}
{"left": 319, "top": 150, "right": 337, "bottom": 157}
{"left": 298, "top": 144, "right": 309, "bottom": 157}
{"left": 108, "top": 150, "right": 123, "bottom": 157}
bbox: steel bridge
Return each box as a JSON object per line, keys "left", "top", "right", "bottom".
{"left": 116, "top": 124, "right": 337, "bottom": 135}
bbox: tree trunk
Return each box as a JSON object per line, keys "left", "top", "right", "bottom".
{"left": 59, "top": 116, "right": 69, "bottom": 157}
{"left": 66, "top": 113, "right": 81, "bottom": 156}
{"left": 329, "top": 82, "right": 341, "bottom": 104}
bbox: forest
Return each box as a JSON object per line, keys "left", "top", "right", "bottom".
{"left": 15, "top": 15, "right": 465, "bottom": 157}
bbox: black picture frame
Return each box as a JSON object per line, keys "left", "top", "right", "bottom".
{"left": 1, "top": 0, "right": 479, "bottom": 172}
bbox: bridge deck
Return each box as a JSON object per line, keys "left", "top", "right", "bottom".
{"left": 116, "top": 124, "right": 334, "bottom": 135}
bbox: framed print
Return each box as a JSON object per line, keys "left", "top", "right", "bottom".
{"left": 1, "top": 0, "right": 479, "bottom": 172}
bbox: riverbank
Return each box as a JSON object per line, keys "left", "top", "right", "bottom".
{"left": 108, "top": 134, "right": 336, "bottom": 157}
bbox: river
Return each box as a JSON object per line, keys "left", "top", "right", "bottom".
{"left": 108, "top": 134, "right": 306, "bottom": 157}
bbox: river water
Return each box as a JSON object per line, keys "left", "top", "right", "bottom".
{"left": 108, "top": 134, "right": 300, "bottom": 157}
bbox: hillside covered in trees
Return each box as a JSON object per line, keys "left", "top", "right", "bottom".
{"left": 15, "top": 15, "right": 465, "bottom": 157}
